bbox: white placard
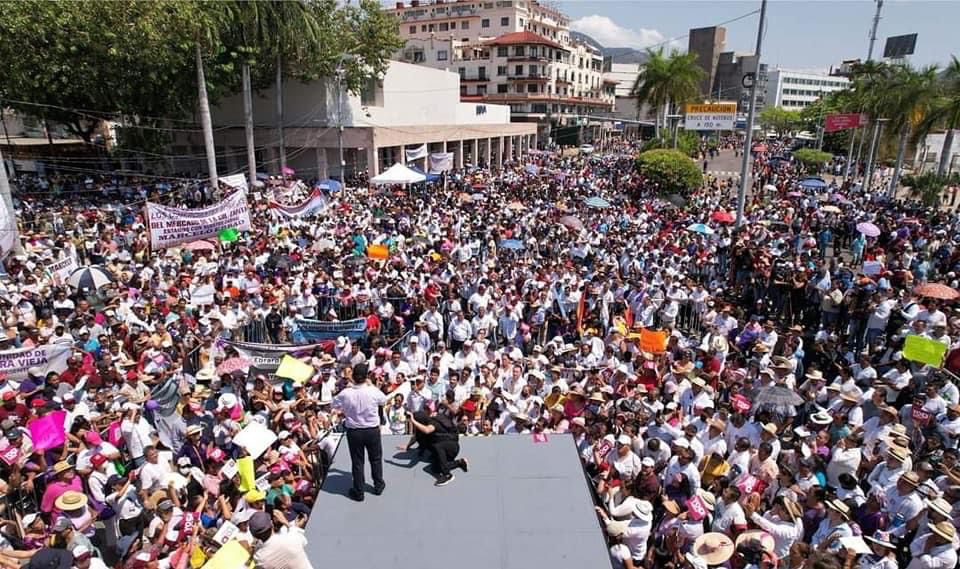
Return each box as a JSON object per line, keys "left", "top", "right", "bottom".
{"left": 213, "top": 521, "right": 240, "bottom": 545}
{"left": 232, "top": 422, "right": 277, "bottom": 460}
{"left": 0, "top": 343, "right": 72, "bottom": 382}
{"left": 220, "top": 174, "right": 249, "bottom": 193}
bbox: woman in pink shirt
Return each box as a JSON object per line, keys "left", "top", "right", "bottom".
{"left": 40, "top": 461, "right": 84, "bottom": 517}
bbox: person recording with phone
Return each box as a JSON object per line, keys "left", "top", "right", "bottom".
{"left": 406, "top": 404, "right": 469, "bottom": 486}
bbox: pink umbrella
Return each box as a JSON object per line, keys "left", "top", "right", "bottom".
{"left": 856, "top": 222, "right": 881, "bottom": 237}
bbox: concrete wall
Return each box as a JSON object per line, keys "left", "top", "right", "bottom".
{"left": 914, "top": 131, "right": 960, "bottom": 175}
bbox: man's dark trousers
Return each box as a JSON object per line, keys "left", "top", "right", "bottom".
{"left": 346, "top": 426, "right": 383, "bottom": 493}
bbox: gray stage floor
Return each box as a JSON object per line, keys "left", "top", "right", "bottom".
{"left": 305, "top": 433, "right": 611, "bottom": 569}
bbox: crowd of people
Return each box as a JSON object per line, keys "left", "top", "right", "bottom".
{"left": 1, "top": 136, "right": 960, "bottom": 569}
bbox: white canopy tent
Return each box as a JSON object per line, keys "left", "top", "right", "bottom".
{"left": 370, "top": 163, "right": 426, "bottom": 185}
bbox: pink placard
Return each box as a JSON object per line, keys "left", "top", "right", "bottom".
{"left": 0, "top": 445, "right": 20, "bottom": 465}
{"left": 532, "top": 433, "right": 549, "bottom": 444}
{"left": 686, "top": 495, "right": 708, "bottom": 521}
{"left": 107, "top": 421, "right": 122, "bottom": 447}
{"left": 912, "top": 407, "right": 931, "bottom": 426}
{"left": 28, "top": 411, "right": 67, "bottom": 451}
{"left": 732, "top": 394, "right": 752, "bottom": 413}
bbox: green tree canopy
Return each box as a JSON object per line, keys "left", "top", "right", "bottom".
{"left": 759, "top": 106, "right": 802, "bottom": 137}
{"left": 792, "top": 148, "right": 833, "bottom": 172}
{"left": 635, "top": 149, "right": 703, "bottom": 196}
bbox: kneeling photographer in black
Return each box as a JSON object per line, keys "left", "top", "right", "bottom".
{"left": 408, "top": 404, "right": 470, "bottom": 486}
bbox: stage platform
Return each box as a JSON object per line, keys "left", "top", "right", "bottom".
{"left": 305, "top": 433, "right": 611, "bottom": 569}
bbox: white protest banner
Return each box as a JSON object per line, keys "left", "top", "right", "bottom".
{"left": 0, "top": 343, "right": 72, "bottom": 383}
{"left": 47, "top": 255, "right": 78, "bottom": 286}
{"left": 0, "top": 193, "right": 16, "bottom": 259}
{"left": 405, "top": 144, "right": 427, "bottom": 162}
{"left": 145, "top": 191, "right": 251, "bottom": 249}
{"left": 268, "top": 190, "right": 329, "bottom": 219}
{"left": 233, "top": 421, "right": 277, "bottom": 459}
{"left": 220, "top": 174, "right": 249, "bottom": 193}
{"left": 428, "top": 152, "right": 454, "bottom": 173}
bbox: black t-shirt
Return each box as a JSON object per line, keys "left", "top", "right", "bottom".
{"left": 428, "top": 415, "right": 458, "bottom": 444}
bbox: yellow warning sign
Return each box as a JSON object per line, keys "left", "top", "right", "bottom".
{"left": 686, "top": 103, "right": 738, "bottom": 114}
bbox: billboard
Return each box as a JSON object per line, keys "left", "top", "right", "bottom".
{"left": 883, "top": 33, "right": 918, "bottom": 59}
{"left": 824, "top": 113, "right": 865, "bottom": 133}
{"left": 685, "top": 103, "right": 737, "bottom": 130}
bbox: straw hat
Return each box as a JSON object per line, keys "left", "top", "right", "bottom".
{"left": 864, "top": 531, "right": 897, "bottom": 550}
{"left": 708, "top": 418, "right": 726, "bottom": 431}
{"left": 887, "top": 447, "right": 908, "bottom": 463}
{"left": 840, "top": 390, "right": 861, "bottom": 404}
{"left": 761, "top": 423, "right": 778, "bottom": 436}
{"left": 899, "top": 471, "right": 921, "bottom": 488}
{"left": 735, "top": 530, "right": 775, "bottom": 554}
{"left": 55, "top": 491, "right": 88, "bottom": 512}
{"left": 781, "top": 497, "right": 803, "bottom": 522}
{"left": 697, "top": 489, "right": 716, "bottom": 511}
{"left": 805, "top": 369, "right": 824, "bottom": 381}
{"left": 606, "top": 520, "right": 630, "bottom": 538}
{"left": 931, "top": 520, "right": 957, "bottom": 541}
{"left": 632, "top": 499, "right": 653, "bottom": 522}
{"left": 810, "top": 411, "right": 832, "bottom": 425}
{"left": 691, "top": 533, "right": 735, "bottom": 565}
{"left": 589, "top": 392, "right": 606, "bottom": 404}
{"left": 663, "top": 499, "right": 682, "bottom": 515}
{"left": 53, "top": 461, "right": 74, "bottom": 475}
{"left": 825, "top": 499, "right": 851, "bottom": 520}
{"left": 927, "top": 498, "right": 953, "bottom": 518}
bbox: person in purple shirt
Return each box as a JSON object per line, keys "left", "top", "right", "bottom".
{"left": 332, "top": 363, "right": 387, "bottom": 502}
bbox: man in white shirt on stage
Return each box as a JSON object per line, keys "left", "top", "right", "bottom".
{"left": 333, "top": 363, "right": 387, "bottom": 502}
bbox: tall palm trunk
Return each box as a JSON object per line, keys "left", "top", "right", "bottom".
{"left": 888, "top": 124, "right": 910, "bottom": 197}
{"left": 938, "top": 128, "right": 955, "bottom": 176}
{"left": 275, "top": 54, "right": 286, "bottom": 176}
{"left": 196, "top": 43, "right": 218, "bottom": 190}
{"left": 242, "top": 63, "right": 257, "bottom": 188}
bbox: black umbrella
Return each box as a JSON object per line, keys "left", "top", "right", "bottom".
{"left": 666, "top": 194, "right": 687, "bottom": 207}
{"left": 750, "top": 385, "right": 805, "bottom": 407}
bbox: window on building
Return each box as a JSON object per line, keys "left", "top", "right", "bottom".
{"left": 421, "top": 25, "right": 427, "bottom": 32}
{"left": 478, "top": 66, "right": 487, "bottom": 79}
{"left": 529, "top": 46, "right": 537, "bottom": 57}
{"left": 451, "top": 21, "right": 457, "bottom": 29}
{"left": 360, "top": 78, "right": 383, "bottom": 107}
{"left": 458, "top": 67, "right": 466, "bottom": 76}
{"left": 497, "top": 46, "right": 508, "bottom": 57}
{"left": 439, "top": 22, "right": 448, "bottom": 31}
{"left": 527, "top": 83, "right": 538, "bottom": 93}
{"left": 428, "top": 23, "right": 435, "bottom": 31}
{"left": 515, "top": 64, "right": 523, "bottom": 75}
{"left": 409, "top": 25, "right": 416, "bottom": 34}
{"left": 514, "top": 46, "right": 525, "bottom": 57}
{"left": 477, "top": 84, "right": 487, "bottom": 95}
{"left": 515, "top": 85, "right": 523, "bottom": 93}
{"left": 462, "top": 21, "right": 469, "bottom": 29}
{"left": 519, "top": 18, "right": 524, "bottom": 27}
{"left": 482, "top": 18, "right": 490, "bottom": 28}
{"left": 497, "top": 65, "right": 507, "bottom": 76}
{"left": 497, "top": 84, "right": 508, "bottom": 93}
{"left": 501, "top": 16, "right": 509, "bottom": 26}
{"left": 412, "top": 51, "right": 425, "bottom": 63}
{"left": 438, "top": 50, "right": 448, "bottom": 61}
{"left": 528, "top": 64, "right": 538, "bottom": 75}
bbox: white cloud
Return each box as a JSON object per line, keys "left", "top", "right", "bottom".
{"left": 570, "top": 15, "right": 678, "bottom": 50}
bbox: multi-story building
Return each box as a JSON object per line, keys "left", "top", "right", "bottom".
{"left": 688, "top": 26, "right": 727, "bottom": 95}
{"left": 765, "top": 69, "right": 849, "bottom": 110}
{"left": 713, "top": 52, "right": 767, "bottom": 127}
{"left": 387, "top": 0, "right": 616, "bottom": 144}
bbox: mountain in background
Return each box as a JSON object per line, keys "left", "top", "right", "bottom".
{"left": 569, "top": 31, "right": 649, "bottom": 65}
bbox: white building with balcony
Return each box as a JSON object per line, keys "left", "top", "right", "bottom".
{"left": 387, "top": 0, "right": 615, "bottom": 143}
{"left": 765, "top": 68, "right": 849, "bottom": 109}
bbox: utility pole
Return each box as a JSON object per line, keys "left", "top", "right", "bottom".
{"left": 867, "top": 0, "right": 884, "bottom": 61}
{"left": 862, "top": 118, "right": 887, "bottom": 193}
{"left": 735, "top": 0, "right": 767, "bottom": 227}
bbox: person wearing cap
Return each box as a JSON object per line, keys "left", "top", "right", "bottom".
{"left": 249, "top": 509, "right": 314, "bottom": 569}
{"left": 867, "top": 447, "right": 910, "bottom": 492}
{"left": 332, "top": 363, "right": 387, "bottom": 501}
{"left": 936, "top": 403, "right": 960, "bottom": 448}
{"left": 120, "top": 401, "right": 150, "bottom": 467}
{"left": 604, "top": 434, "right": 643, "bottom": 483}
{"left": 596, "top": 498, "right": 653, "bottom": 567}
{"left": 408, "top": 404, "right": 469, "bottom": 487}
{"left": 884, "top": 471, "right": 925, "bottom": 535}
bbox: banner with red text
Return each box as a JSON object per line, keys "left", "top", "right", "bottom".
{"left": 146, "top": 192, "right": 251, "bottom": 249}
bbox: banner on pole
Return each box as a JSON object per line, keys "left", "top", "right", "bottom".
{"left": 146, "top": 192, "right": 251, "bottom": 249}
{"left": 428, "top": 152, "right": 454, "bottom": 173}
{"left": 292, "top": 317, "right": 367, "bottom": 343}
{"left": 0, "top": 343, "right": 72, "bottom": 383}
{"left": 824, "top": 113, "right": 865, "bottom": 133}
{"left": 405, "top": 144, "right": 427, "bottom": 162}
{"left": 220, "top": 339, "right": 331, "bottom": 373}
{"left": 268, "top": 189, "right": 329, "bottom": 218}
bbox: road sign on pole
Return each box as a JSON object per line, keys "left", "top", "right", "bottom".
{"left": 684, "top": 103, "right": 737, "bottom": 131}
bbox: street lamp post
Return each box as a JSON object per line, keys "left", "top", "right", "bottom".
{"left": 334, "top": 54, "right": 356, "bottom": 185}
{"left": 862, "top": 117, "right": 888, "bottom": 193}
{"left": 667, "top": 114, "right": 683, "bottom": 149}
{"left": 735, "top": 0, "right": 768, "bottom": 227}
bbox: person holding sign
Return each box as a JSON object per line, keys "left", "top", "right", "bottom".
{"left": 332, "top": 363, "right": 386, "bottom": 501}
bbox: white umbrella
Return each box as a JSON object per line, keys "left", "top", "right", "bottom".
{"left": 66, "top": 266, "right": 113, "bottom": 291}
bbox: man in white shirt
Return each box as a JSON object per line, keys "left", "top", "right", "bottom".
{"left": 332, "top": 363, "right": 387, "bottom": 502}
{"left": 250, "top": 511, "right": 314, "bottom": 569}
{"left": 745, "top": 496, "right": 804, "bottom": 560}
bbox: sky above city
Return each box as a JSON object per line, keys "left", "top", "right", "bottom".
{"left": 561, "top": 0, "right": 959, "bottom": 71}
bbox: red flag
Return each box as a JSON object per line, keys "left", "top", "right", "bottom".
{"left": 576, "top": 294, "right": 586, "bottom": 334}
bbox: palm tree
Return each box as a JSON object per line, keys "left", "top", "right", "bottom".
{"left": 915, "top": 56, "right": 960, "bottom": 176}
{"left": 631, "top": 49, "right": 704, "bottom": 140}
{"left": 632, "top": 48, "right": 670, "bottom": 137}
{"left": 882, "top": 64, "right": 940, "bottom": 196}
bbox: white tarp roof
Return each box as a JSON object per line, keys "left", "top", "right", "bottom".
{"left": 370, "top": 163, "right": 426, "bottom": 185}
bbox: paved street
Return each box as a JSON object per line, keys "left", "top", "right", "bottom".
{"left": 704, "top": 149, "right": 743, "bottom": 179}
